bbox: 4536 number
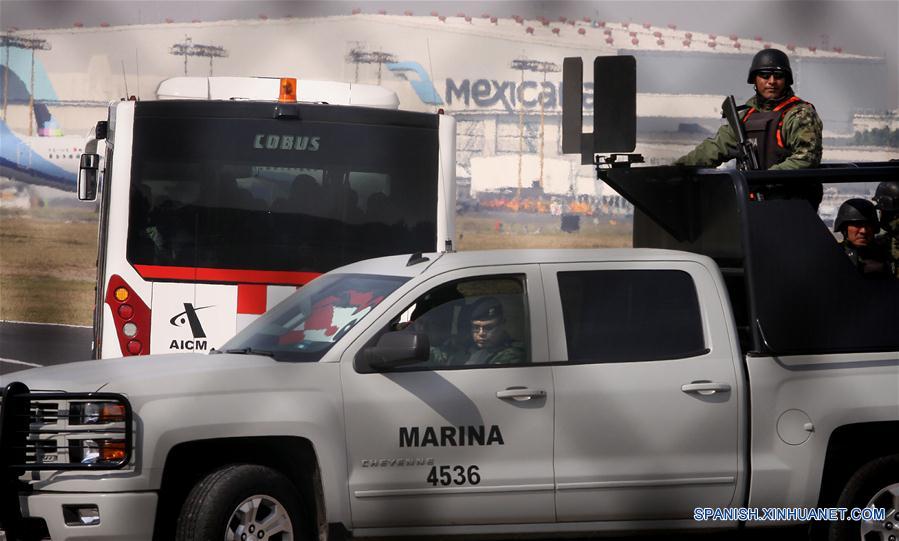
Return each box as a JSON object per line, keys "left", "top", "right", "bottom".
{"left": 426, "top": 465, "right": 481, "bottom": 486}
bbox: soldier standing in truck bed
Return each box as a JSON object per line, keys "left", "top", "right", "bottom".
{"left": 675, "top": 49, "right": 824, "bottom": 207}
{"left": 874, "top": 181, "right": 899, "bottom": 277}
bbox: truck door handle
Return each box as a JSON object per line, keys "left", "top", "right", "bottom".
{"left": 496, "top": 387, "right": 546, "bottom": 401}
{"left": 681, "top": 382, "right": 731, "bottom": 395}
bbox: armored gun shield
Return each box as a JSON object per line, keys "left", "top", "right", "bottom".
{"left": 562, "top": 56, "right": 636, "bottom": 164}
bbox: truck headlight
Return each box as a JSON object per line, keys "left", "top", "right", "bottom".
{"left": 1, "top": 383, "right": 133, "bottom": 471}
{"left": 76, "top": 439, "right": 127, "bottom": 465}
{"left": 69, "top": 401, "right": 127, "bottom": 425}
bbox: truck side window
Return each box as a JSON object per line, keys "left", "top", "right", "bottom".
{"left": 388, "top": 275, "right": 530, "bottom": 369}
{"left": 557, "top": 270, "right": 706, "bottom": 363}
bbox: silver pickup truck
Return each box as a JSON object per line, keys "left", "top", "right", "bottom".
{"left": 1, "top": 215, "right": 898, "bottom": 541}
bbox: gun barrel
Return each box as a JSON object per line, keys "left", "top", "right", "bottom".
{"left": 722, "top": 95, "right": 760, "bottom": 170}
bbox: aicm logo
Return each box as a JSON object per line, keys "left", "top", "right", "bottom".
{"left": 169, "top": 303, "right": 212, "bottom": 351}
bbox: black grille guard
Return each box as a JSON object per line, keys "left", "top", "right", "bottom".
{"left": 1, "top": 382, "right": 134, "bottom": 471}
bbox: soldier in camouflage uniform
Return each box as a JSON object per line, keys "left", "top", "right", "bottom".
{"left": 676, "top": 48, "right": 822, "bottom": 170}
{"left": 430, "top": 297, "right": 525, "bottom": 366}
{"left": 834, "top": 199, "right": 892, "bottom": 277}
{"left": 675, "top": 49, "right": 823, "bottom": 205}
{"left": 873, "top": 181, "right": 899, "bottom": 277}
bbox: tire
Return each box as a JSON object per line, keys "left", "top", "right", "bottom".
{"left": 828, "top": 454, "right": 899, "bottom": 541}
{"left": 175, "top": 464, "right": 308, "bottom": 541}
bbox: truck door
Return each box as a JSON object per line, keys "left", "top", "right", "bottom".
{"left": 340, "top": 266, "right": 555, "bottom": 528}
{"left": 541, "top": 261, "right": 744, "bottom": 521}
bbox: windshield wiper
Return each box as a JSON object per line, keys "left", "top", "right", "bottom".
{"left": 213, "top": 347, "right": 276, "bottom": 358}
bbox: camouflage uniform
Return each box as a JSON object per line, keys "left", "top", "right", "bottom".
{"left": 876, "top": 214, "right": 899, "bottom": 278}
{"left": 464, "top": 334, "right": 526, "bottom": 366}
{"left": 675, "top": 89, "right": 823, "bottom": 170}
{"left": 429, "top": 333, "right": 526, "bottom": 366}
{"left": 839, "top": 240, "right": 893, "bottom": 278}
{"left": 429, "top": 341, "right": 466, "bottom": 366}
{"left": 886, "top": 235, "right": 898, "bottom": 278}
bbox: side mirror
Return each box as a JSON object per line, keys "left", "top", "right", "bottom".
{"left": 77, "top": 153, "right": 100, "bottom": 201}
{"left": 356, "top": 331, "right": 430, "bottom": 373}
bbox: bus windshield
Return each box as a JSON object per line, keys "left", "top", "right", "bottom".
{"left": 218, "top": 273, "right": 409, "bottom": 362}
{"left": 126, "top": 103, "right": 439, "bottom": 273}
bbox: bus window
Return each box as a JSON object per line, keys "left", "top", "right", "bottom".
{"left": 126, "top": 111, "right": 439, "bottom": 272}
{"left": 350, "top": 171, "right": 391, "bottom": 211}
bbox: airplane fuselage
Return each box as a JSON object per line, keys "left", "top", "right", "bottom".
{"left": 0, "top": 120, "right": 81, "bottom": 191}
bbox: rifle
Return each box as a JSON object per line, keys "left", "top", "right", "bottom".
{"left": 722, "top": 95, "right": 761, "bottom": 171}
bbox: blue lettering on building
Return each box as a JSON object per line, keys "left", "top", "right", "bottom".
{"left": 386, "top": 62, "right": 444, "bottom": 105}
{"left": 387, "top": 60, "right": 594, "bottom": 111}
{"left": 441, "top": 79, "right": 593, "bottom": 111}
{"left": 446, "top": 79, "right": 469, "bottom": 104}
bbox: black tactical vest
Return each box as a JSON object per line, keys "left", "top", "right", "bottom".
{"left": 740, "top": 96, "right": 822, "bottom": 209}
{"left": 842, "top": 242, "right": 893, "bottom": 278}
{"left": 742, "top": 96, "right": 804, "bottom": 169}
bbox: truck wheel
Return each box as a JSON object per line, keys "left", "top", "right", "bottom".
{"left": 828, "top": 455, "right": 899, "bottom": 541}
{"left": 176, "top": 464, "right": 307, "bottom": 541}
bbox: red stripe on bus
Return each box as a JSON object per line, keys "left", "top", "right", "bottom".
{"left": 237, "top": 284, "right": 268, "bottom": 315}
{"left": 134, "top": 265, "right": 320, "bottom": 286}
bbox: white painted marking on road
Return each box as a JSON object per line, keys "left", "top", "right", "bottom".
{"left": 0, "top": 357, "right": 43, "bottom": 367}
{"left": 1, "top": 320, "right": 91, "bottom": 329}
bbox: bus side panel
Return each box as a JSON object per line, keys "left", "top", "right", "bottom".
{"left": 100, "top": 102, "right": 154, "bottom": 358}
{"left": 149, "top": 283, "right": 237, "bottom": 354}
{"left": 92, "top": 106, "right": 115, "bottom": 359}
{"left": 233, "top": 284, "right": 298, "bottom": 333}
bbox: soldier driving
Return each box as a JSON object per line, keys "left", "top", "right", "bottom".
{"left": 429, "top": 297, "right": 526, "bottom": 366}
{"left": 465, "top": 297, "right": 526, "bottom": 365}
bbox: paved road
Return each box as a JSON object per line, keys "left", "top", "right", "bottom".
{"left": 0, "top": 321, "right": 93, "bottom": 377}
{"left": 0, "top": 321, "right": 809, "bottom": 540}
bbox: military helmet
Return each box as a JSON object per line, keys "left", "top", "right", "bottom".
{"left": 873, "top": 181, "right": 899, "bottom": 212}
{"left": 747, "top": 48, "right": 794, "bottom": 85}
{"left": 833, "top": 198, "right": 879, "bottom": 233}
{"left": 469, "top": 297, "right": 504, "bottom": 322}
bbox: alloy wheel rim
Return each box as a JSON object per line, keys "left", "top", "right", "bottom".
{"left": 860, "top": 482, "right": 899, "bottom": 540}
{"left": 225, "top": 494, "right": 294, "bottom": 541}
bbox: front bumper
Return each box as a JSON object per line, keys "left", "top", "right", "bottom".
{"left": 1, "top": 383, "right": 145, "bottom": 538}
{"left": 21, "top": 491, "right": 157, "bottom": 540}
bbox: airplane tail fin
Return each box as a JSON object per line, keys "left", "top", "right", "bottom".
{"left": 34, "top": 103, "right": 64, "bottom": 137}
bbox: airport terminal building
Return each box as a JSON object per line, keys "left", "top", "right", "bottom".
{"left": 1, "top": 11, "right": 894, "bottom": 199}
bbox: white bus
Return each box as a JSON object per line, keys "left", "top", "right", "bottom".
{"left": 78, "top": 76, "right": 455, "bottom": 359}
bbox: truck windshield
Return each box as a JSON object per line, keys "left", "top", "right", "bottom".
{"left": 126, "top": 103, "right": 439, "bottom": 273}
{"left": 218, "top": 273, "right": 408, "bottom": 362}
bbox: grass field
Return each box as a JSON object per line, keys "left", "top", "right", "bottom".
{"left": 456, "top": 212, "right": 632, "bottom": 250}
{"left": 0, "top": 208, "right": 98, "bottom": 325}
{"left": 0, "top": 208, "right": 631, "bottom": 326}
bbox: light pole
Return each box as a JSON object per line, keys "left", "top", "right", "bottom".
{"left": 169, "top": 36, "right": 228, "bottom": 77}
{"left": 1, "top": 33, "right": 51, "bottom": 135}
{"left": 510, "top": 58, "right": 560, "bottom": 199}
{"left": 346, "top": 46, "right": 397, "bottom": 84}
